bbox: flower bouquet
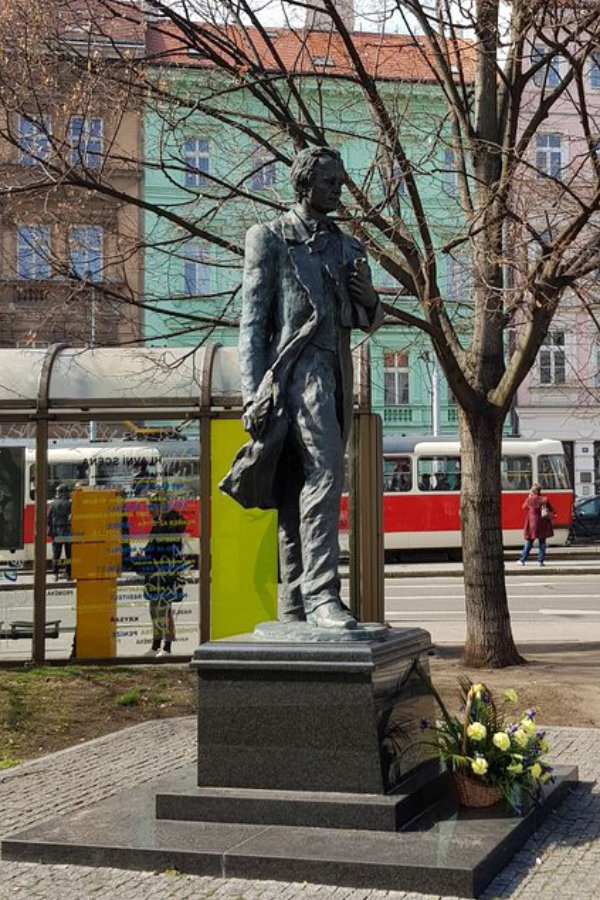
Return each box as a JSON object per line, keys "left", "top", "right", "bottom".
{"left": 419, "top": 675, "right": 554, "bottom": 813}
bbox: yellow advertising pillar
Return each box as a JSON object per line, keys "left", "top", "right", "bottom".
{"left": 71, "top": 488, "right": 122, "bottom": 659}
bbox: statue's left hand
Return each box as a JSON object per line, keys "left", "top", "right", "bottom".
{"left": 348, "top": 258, "right": 378, "bottom": 309}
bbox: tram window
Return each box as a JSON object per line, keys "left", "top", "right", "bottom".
{"left": 417, "top": 456, "right": 461, "bottom": 491}
{"left": 48, "top": 463, "right": 87, "bottom": 496}
{"left": 501, "top": 455, "right": 532, "bottom": 490}
{"left": 538, "top": 454, "right": 570, "bottom": 490}
{"left": 384, "top": 456, "right": 412, "bottom": 492}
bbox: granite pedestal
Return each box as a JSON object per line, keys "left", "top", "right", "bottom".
{"left": 191, "top": 627, "right": 436, "bottom": 795}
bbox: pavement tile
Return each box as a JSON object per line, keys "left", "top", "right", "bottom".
{"left": 0, "top": 717, "right": 599, "bottom": 900}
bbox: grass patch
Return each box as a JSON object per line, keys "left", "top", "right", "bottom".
{"left": 11, "top": 665, "right": 85, "bottom": 681}
{"left": 0, "top": 665, "right": 196, "bottom": 762}
{"left": 0, "top": 755, "right": 22, "bottom": 769}
{"left": 147, "top": 692, "right": 170, "bottom": 705}
{"left": 115, "top": 688, "right": 142, "bottom": 707}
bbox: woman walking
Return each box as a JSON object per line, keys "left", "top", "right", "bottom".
{"left": 518, "top": 483, "right": 555, "bottom": 566}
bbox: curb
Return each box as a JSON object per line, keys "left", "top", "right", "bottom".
{"left": 381, "top": 565, "right": 600, "bottom": 578}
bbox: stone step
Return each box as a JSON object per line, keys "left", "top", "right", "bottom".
{"left": 155, "top": 762, "right": 450, "bottom": 832}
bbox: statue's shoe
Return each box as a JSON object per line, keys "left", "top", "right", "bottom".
{"left": 307, "top": 601, "right": 357, "bottom": 629}
{"left": 280, "top": 611, "right": 307, "bottom": 623}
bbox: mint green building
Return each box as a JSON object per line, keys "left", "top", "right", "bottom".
{"left": 143, "top": 62, "right": 467, "bottom": 435}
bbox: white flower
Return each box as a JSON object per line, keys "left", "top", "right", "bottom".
{"left": 493, "top": 732, "right": 511, "bottom": 752}
{"left": 513, "top": 729, "right": 529, "bottom": 749}
{"left": 467, "top": 722, "right": 487, "bottom": 741}
{"left": 471, "top": 756, "right": 489, "bottom": 776}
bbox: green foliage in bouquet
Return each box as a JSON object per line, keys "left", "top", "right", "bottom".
{"left": 418, "top": 671, "right": 555, "bottom": 813}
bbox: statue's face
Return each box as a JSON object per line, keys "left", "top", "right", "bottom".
{"left": 306, "top": 157, "right": 345, "bottom": 213}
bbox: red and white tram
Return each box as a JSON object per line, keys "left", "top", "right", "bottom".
{"left": 363, "top": 436, "right": 573, "bottom": 550}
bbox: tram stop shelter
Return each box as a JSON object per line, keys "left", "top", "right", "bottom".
{"left": 0, "top": 344, "right": 383, "bottom": 664}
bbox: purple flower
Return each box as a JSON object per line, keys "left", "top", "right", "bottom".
{"left": 482, "top": 692, "right": 491, "bottom": 703}
{"left": 525, "top": 709, "right": 536, "bottom": 720}
{"left": 508, "top": 724, "right": 518, "bottom": 735}
{"left": 536, "top": 730, "right": 546, "bottom": 740}
{"left": 419, "top": 718, "right": 429, "bottom": 731}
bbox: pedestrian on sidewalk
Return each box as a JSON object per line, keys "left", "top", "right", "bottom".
{"left": 47, "top": 484, "right": 72, "bottom": 580}
{"left": 518, "top": 483, "right": 555, "bottom": 566}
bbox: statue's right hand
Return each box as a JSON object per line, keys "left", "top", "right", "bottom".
{"left": 242, "top": 401, "right": 261, "bottom": 440}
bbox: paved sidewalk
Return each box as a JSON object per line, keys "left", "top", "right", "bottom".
{"left": 0, "top": 719, "right": 598, "bottom": 900}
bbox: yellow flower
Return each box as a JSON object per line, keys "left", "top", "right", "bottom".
{"left": 493, "top": 732, "right": 511, "bottom": 751}
{"left": 504, "top": 689, "right": 518, "bottom": 704}
{"left": 530, "top": 763, "right": 542, "bottom": 780}
{"left": 520, "top": 718, "right": 537, "bottom": 736}
{"left": 471, "top": 757, "right": 488, "bottom": 776}
{"left": 539, "top": 739, "right": 551, "bottom": 755}
{"left": 507, "top": 761, "right": 524, "bottom": 775}
{"left": 513, "top": 729, "right": 529, "bottom": 749}
{"left": 471, "top": 683, "right": 486, "bottom": 699}
{"left": 540, "top": 772, "right": 552, "bottom": 784}
{"left": 467, "top": 722, "right": 487, "bottom": 741}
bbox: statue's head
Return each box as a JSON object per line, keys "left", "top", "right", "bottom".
{"left": 290, "top": 147, "right": 345, "bottom": 211}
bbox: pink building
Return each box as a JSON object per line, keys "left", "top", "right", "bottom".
{"left": 515, "top": 16, "right": 600, "bottom": 497}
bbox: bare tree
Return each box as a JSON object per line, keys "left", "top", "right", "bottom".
{"left": 1, "top": 0, "right": 600, "bottom": 665}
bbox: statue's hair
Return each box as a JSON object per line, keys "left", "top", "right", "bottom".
{"left": 290, "top": 147, "right": 344, "bottom": 200}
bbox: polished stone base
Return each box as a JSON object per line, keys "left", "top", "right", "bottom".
{"left": 2, "top": 762, "right": 578, "bottom": 898}
{"left": 192, "top": 628, "right": 437, "bottom": 794}
{"left": 253, "top": 620, "right": 391, "bottom": 642}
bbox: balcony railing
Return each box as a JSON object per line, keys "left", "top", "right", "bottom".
{"left": 375, "top": 404, "right": 460, "bottom": 431}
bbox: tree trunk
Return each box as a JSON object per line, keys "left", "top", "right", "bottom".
{"left": 459, "top": 409, "right": 525, "bottom": 668}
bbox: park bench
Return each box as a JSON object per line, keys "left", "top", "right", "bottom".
{"left": 0, "top": 619, "right": 61, "bottom": 640}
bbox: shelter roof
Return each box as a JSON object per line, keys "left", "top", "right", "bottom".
{"left": 0, "top": 346, "right": 241, "bottom": 420}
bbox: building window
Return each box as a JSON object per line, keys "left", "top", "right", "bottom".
{"left": 16, "top": 226, "right": 52, "bottom": 279}
{"left": 69, "top": 227, "right": 104, "bottom": 282}
{"left": 446, "top": 252, "right": 471, "bottom": 303}
{"left": 379, "top": 161, "right": 405, "bottom": 200}
{"left": 442, "top": 148, "right": 458, "bottom": 197}
{"left": 17, "top": 115, "right": 51, "bottom": 166}
{"left": 590, "top": 53, "right": 600, "bottom": 90}
{"left": 536, "top": 134, "right": 563, "bottom": 179}
{"left": 183, "top": 245, "right": 210, "bottom": 296}
{"left": 383, "top": 351, "right": 409, "bottom": 405}
{"left": 184, "top": 139, "right": 209, "bottom": 186}
{"left": 69, "top": 116, "right": 103, "bottom": 169}
{"left": 250, "top": 146, "right": 276, "bottom": 190}
{"left": 538, "top": 331, "right": 566, "bottom": 385}
{"left": 531, "top": 46, "right": 561, "bottom": 88}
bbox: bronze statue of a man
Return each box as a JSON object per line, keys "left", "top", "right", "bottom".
{"left": 221, "top": 147, "right": 383, "bottom": 628}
